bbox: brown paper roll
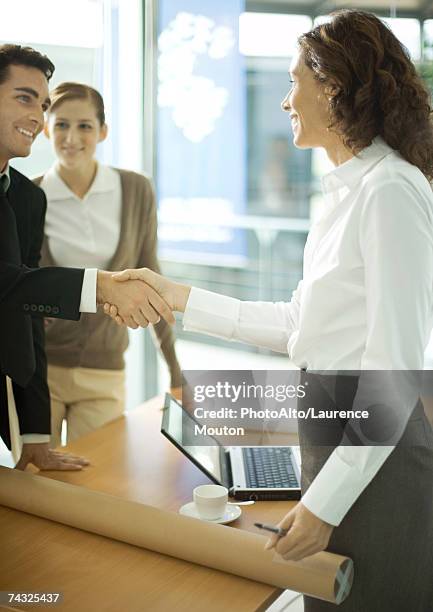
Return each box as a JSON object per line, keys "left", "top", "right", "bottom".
{"left": 0, "top": 467, "right": 353, "bottom": 604}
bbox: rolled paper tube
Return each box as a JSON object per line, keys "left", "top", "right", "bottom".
{"left": 0, "top": 467, "right": 353, "bottom": 604}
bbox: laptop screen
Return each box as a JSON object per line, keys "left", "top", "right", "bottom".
{"left": 161, "top": 394, "right": 226, "bottom": 485}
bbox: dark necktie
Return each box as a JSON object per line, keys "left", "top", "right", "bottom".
{"left": 0, "top": 174, "right": 35, "bottom": 386}
{"left": 0, "top": 175, "right": 21, "bottom": 263}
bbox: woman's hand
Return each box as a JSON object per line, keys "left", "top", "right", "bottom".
{"left": 264, "top": 502, "right": 334, "bottom": 561}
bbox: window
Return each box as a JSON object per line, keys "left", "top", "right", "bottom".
{"left": 0, "top": 0, "right": 104, "bottom": 177}
{"left": 2, "top": 0, "right": 145, "bottom": 407}
{"left": 1, "top": 0, "right": 143, "bottom": 176}
{"left": 156, "top": 4, "right": 311, "bottom": 353}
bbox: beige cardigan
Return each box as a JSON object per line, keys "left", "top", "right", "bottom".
{"left": 34, "top": 168, "right": 182, "bottom": 387}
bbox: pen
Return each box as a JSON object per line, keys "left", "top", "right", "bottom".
{"left": 254, "top": 522, "right": 288, "bottom": 537}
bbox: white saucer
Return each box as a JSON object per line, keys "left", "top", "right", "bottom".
{"left": 179, "top": 502, "right": 242, "bottom": 524}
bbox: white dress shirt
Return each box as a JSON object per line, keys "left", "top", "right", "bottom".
{"left": 183, "top": 138, "right": 433, "bottom": 525}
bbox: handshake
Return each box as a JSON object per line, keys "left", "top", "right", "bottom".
{"left": 97, "top": 268, "right": 191, "bottom": 329}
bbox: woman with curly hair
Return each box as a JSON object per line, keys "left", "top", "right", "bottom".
{"left": 106, "top": 10, "right": 433, "bottom": 610}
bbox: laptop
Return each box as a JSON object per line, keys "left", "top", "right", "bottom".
{"left": 161, "top": 393, "right": 302, "bottom": 501}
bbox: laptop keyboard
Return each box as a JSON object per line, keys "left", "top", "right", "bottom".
{"left": 242, "top": 447, "right": 299, "bottom": 489}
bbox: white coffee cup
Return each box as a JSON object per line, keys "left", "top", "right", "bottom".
{"left": 193, "top": 484, "right": 228, "bottom": 520}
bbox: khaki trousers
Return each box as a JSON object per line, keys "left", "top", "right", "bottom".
{"left": 48, "top": 365, "right": 125, "bottom": 448}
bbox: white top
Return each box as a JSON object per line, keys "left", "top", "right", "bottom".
{"left": 41, "top": 163, "right": 122, "bottom": 270}
{"left": 183, "top": 138, "right": 433, "bottom": 525}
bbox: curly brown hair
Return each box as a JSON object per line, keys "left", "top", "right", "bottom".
{"left": 298, "top": 9, "right": 433, "bottom": 181}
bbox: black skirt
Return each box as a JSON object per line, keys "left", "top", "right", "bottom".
{"left": 298, "top": 374, "right": 433, "bottom": 612}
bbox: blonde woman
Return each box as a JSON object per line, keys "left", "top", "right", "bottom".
{"left": 35, "top": 82, "right": 181, "bottom": 447}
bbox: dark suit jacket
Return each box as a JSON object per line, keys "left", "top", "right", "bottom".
{"left": 0, "top": 166, "right": 85, "bottom": 450}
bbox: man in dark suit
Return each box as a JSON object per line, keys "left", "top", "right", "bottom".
{"left": 0, "top": 45, "right": 174, "bottom": 471}
{"left": 1, "top": 163, "right": 90, "bottom": 471}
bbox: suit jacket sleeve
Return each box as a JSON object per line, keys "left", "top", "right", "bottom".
{"left": 0, "top": 257, "right": 84, "bottom": 321}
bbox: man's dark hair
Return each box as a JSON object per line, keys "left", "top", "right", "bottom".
{"left": 0, "top": 44, "right": 55, "bottom": 85}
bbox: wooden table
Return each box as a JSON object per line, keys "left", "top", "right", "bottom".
{"left": 0, "top": 397, "right": 297, "bottom": 612}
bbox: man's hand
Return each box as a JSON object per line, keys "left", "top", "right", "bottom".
{"left": 264, "top": 502, "right": 334, "bottom": 561}
{"left": 103, "top": 268, "right": 191, "bottom": 327}
{"left": 15, "top": 443, "right": 90, "bottom": 471}
{"left": 97, "top": 270, "right": 175, "bottom": 329}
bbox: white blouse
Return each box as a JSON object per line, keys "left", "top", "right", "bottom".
{"left": 41, "top": 163, "right": 122, "bottom": 270}
{"left": 182, "top": 138, "right": 433, "bottom": 525}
